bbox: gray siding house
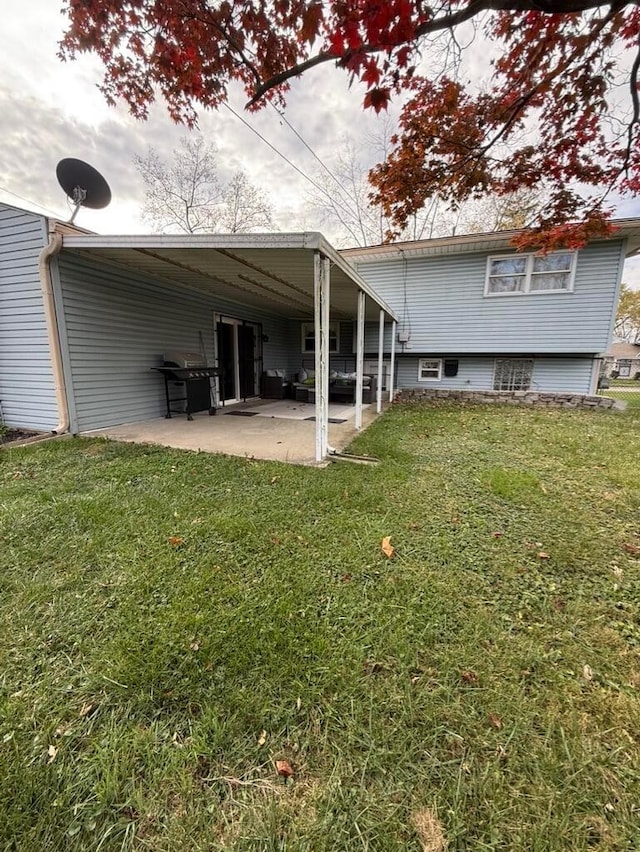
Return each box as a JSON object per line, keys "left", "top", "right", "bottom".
{"left": 342, "top": 225, "right": 640, "bottom": 396}
{"left": 0, "top": 202, "right": 395, "bottom": 459}
{"left": 1, "top": 200, "right": 639, "bottom": 442}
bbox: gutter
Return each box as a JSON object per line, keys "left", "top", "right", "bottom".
{"left": 38, "top": 232, "right": 69, "bottom": 435}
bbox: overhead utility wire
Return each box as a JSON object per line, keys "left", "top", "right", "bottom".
{"left": 0, "top": 186, "right": 61, "bottom": 219}
{"left": 221, "top": 101, "right": 365, "bottom": 227}
{"left": 269, "top": 103, "right": 377, "bottom": 228}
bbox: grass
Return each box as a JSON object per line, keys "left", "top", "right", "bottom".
{"left": 1, "top": 403, "right": 640, "bottom": 850}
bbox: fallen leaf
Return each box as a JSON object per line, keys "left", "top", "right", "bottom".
{"left": 553, "top": 598, "right": 566, "bottom": 611}
{"left": 270, "top": 536, "right": 281, "bottom": 545}
{"left": 47, "top": 745, "right": 58, "bottom": 764}
{"left": 275, "top": 759, "right": 294, "bottom": 779}
{"left": 602, "top": 491, "right": 616, "bottom": 501}
{"left": 270, "top": 476, "right": 279, "bottom": 485}
{"left": 296, "top": 696, "right": 302, "bottom": 710}
{"left": 461, "top": 670, "right": 479, "bottom": 685}
{"left": 412, "top": 807, "right": 447, "bottom": 852}
{"left": 583, "top": 664, "right": 593, "bottom": 681}
{"left": 189, "top": 641, "right": 200, "bottom": 652}
{"left": 451, "top": 516, "right": 460, "bottom": 524}
{"left": 488, "top": 713, "right": 503, "bottom": 729}
{"left": 257, "top": 730, "right": 267, "bottom": 746}
{"left": 340, "top": 573, "right": 352, "bottom": 583}
{"left": 381, "top": 536, "right": 395, "bottom": 559}
{"left": 79, "top": 702, "right": 97, "bottom": 718}
{"left": 491, "top": 531, "right": 504, "bottom": 539}
{"left": 537, "top": 551, "right": 550, "bottom": 560}
{"left": 623, "top": 542, "right": 640, "bottom": 556}
{"left": 540, "top": 483, "right": 548, "bottom": 494}
{"left": 168, "top": 536, "right": 184, "bottom": 547}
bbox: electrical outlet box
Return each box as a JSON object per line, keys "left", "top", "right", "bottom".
{"left": 397, "top": 330, "right": 410, "bottom": 343}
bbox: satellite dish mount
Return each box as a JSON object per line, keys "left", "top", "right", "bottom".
{"left": 56, "top": 158, "right": 111, "bottom": 224}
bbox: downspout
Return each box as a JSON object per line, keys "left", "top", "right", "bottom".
{"left": 38, "top": 232, "right": 69, "bottom": 434}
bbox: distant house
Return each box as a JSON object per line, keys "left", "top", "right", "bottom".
{"left": 603, "top": 340, "right": 640, "bottom": 378}
{"left": 1, "top": 200, "right": 639, "bottom": 459}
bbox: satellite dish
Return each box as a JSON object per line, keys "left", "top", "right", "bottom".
{"left": 56, "top": 158, "right": 111, "bottom": 224}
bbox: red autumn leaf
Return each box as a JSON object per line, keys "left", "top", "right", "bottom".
{"left": 491, "top": 531, "right": 504, "bottom": 539}
{"left": 461, "top": 670, "right": 479, "bottom": 685}
{"left": 168, "top": 535, "right": 184, "bottom": 547}
{"left": 488, "top": 713, "right": 503, "bottom": 729}
{"left": 275, "top": 759, "right": 294, "bottom": 778}
{"left": 364, "top": 88, "right": 391, "bottom": 114}
{"left": 623, "top": 542, "right": 640, "bottom": 556}
{"left": 299, "top": 3, "right": 323, "bottom": 45}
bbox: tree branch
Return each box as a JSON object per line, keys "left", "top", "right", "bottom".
{"left": 246, "top": 0, "right": 631, "bottom": 106}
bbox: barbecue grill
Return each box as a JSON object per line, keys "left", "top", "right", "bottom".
{"left": 153, "top": 352, "right": 221, "bottom": 420}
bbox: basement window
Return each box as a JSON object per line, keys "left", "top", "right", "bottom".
{"left": 493, "top": 359, "right": 534, "bottom": 391}
{"left": 418, "top": 358, "right": 442, "bottom": 381}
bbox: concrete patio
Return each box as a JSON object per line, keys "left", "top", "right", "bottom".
{"left": 83, "top": 398, "right": 382, "bottom": 465}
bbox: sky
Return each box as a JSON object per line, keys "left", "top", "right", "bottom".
{"left": 0, "top": 0, "right": 639, "bottom": 289}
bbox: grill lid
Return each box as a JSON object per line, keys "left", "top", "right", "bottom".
{"left": 163, "top": 351, "right": 207, "bottom": 369}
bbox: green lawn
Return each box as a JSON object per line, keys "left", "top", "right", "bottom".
{"left": 600, "top": 389, "right": 640, "bottom": 409}
{"left": 1, "top": 404, "right": 640, "bottom": 851}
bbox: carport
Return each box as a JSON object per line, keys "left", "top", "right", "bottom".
{"left": 55, "top": 231, "right": 398, "bottom": 462}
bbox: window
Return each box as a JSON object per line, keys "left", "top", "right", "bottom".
{"left": 493, "top": 359, "right": 534, "bottom": 391}
{"left": 418, "top": 358, "right": 442, "bottom": 381}
{"left": 485, "top": 251, "right": 575, "bottom": 296}
{"left": 301, "top": 322, "right": 339, "bottom": 353}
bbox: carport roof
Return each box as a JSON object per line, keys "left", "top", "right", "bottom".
{"left": 60, "top": 231, "right": 398, "bottom": 322}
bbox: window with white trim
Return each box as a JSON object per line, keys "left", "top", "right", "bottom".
{"left": 418, "top": 358, "right": 442, "bottom": 381}
{"left": 485, "top": 251, "right": 575, "bottom": 296}
{"left": 493, "top": 359, "right": 534, "bottom": 391}
{"left": 301, "top": 321, "right": 339, "bottom": 353}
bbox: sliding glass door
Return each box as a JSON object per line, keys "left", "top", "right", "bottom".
{"left": 214, "top": 315, "right": 262, "bottom": 404}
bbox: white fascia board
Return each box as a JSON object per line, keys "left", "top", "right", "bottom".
{"left": 62, "top": 231, "right": 325, "bottom": 251}
{"left": 341, "top": 217, "right": 640, "bottom": 262}
{"left": 318, "top": 236, "right": 399, "bottom": 321}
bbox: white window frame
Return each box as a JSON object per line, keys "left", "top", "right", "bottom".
{"left": 301, "top": 321, "right": 339, "bottom": 354}
{"left": 418, "top": 358, "right": 442, "bottom": 382}
{"left": 484, "top": 251, "right": 577, "bottom": 297}
{"left": 493, "top": 358, "right": 534, "bottom": 391}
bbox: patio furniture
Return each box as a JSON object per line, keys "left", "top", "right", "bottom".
{"left": 262, "top": 369, "right": 290, "bottom": 399}
{"left": 292, "top": 375, "right": 376, "bottom": 404}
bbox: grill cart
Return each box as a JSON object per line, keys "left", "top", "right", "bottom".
{"left": 153, "top": 352, "right": 221, "bottom": 421}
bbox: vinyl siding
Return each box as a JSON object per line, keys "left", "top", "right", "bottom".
{"left": 56, "top": 252, "right": 300, "bottom": 432}
{"left": 397, "top": 355, "right": 595, "bottom": 394}
{"left": 355, "top": 241, "right": 625, "bottom": 354}
{"left": 0, "top": 205, "right": 57, "bottom": 430}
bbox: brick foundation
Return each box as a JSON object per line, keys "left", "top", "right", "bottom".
{"left": 394, "top": 388, "right": 621, "bottom": 410}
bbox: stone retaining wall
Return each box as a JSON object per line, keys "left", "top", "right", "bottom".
{"left": 394, "top": 388, "right": 621, "bottom": 410}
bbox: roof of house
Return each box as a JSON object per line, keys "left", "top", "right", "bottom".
{"left": 606, "top": 341, "right": 640, "bottom": 358}
{"left": 340, "top": 218, "right": 640, "bottom": 262}
{"left": 60, "top": 231, "right": 399, "bottom": 322}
